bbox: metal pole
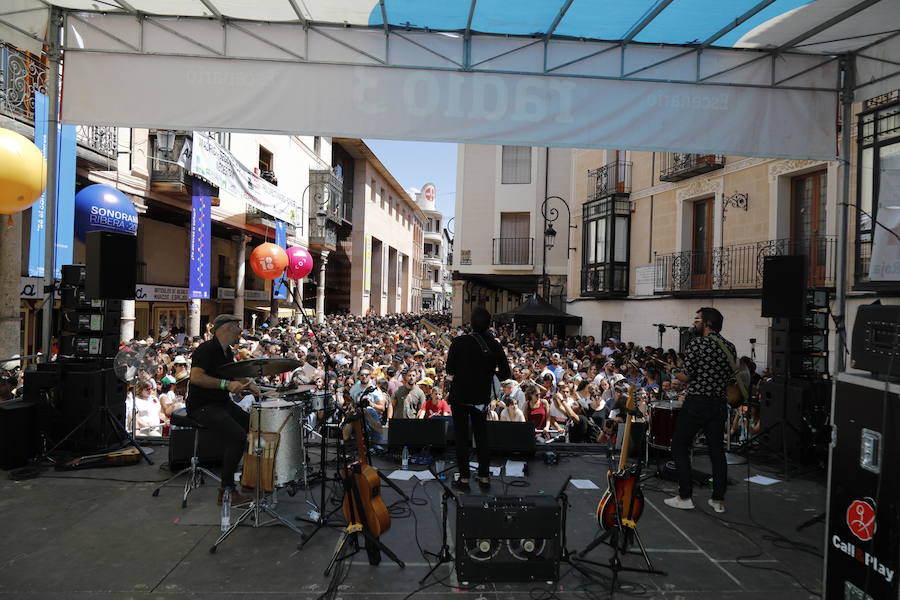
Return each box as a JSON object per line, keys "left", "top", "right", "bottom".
{"left": 834, "top": 54, "right": 854, "bottom": 374}
{"left": 40, "top": 6, "right": 63, "bottom": 363}
{"left": 542, "top": 147, "right": 549, "bottom": 300}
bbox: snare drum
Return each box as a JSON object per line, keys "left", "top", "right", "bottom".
{"left": 250, "top": 399, "right": 305, "bottom": 487}
{"left": 648, "top": 401, "right": 682, "bottom": 451}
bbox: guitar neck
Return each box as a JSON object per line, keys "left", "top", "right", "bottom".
{"left": 617, "top": 387, "right": 636, "bottom": 472}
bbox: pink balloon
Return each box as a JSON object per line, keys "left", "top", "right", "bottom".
{"left": 286, "top": 246, "right": 314, "bottom": 280}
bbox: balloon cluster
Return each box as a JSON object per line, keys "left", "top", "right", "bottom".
{"left": 250, "top": 242, "right": 313, "bottom": 281}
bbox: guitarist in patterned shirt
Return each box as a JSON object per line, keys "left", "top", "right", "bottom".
{"left": 664, "top": 307, "right": 736, "bottom": 514}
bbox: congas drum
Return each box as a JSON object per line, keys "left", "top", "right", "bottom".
{"left": 648, "top": 401, "right": 682, "bottom": 451}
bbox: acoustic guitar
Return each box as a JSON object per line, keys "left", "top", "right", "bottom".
{"left": 341, "top": 406, "right": 391, "bottom": 539}
{"left": 596, "top": 386, "right": 645, "bottom": 530}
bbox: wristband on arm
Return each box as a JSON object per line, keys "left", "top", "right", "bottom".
{"left": 220, "top": 379, "right": 227, "bottom": 390}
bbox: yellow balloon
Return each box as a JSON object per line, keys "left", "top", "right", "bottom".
{"left": 0, "top": 127, "right": 47, "bottom": 214}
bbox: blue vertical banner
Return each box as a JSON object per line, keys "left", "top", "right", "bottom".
{"left": 27, "top": 91, "right": 77, "bottom": 278}
{"left": 54, "top": 125, "right": 76, "bottom": 278}
{"left": 28, "top": 91, "right": 49, "bottom": 277}
{"left": 189, "top": 181, "right": 211, "bottom": 300}
{"left": 273, "top": 219, "right": 288, "bottom": 300}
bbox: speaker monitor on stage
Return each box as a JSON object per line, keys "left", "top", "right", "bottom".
{"left": 761, "top": 255, "right": 806, "bottom": 318}
{"left": 85, "top": 231, "right": 137, "bottom": 300}
{"left": 485, "top": 421, "right": 536, "bottom": 456}
{"left": 387, "top": 418, "right": 448, "bottom": 450}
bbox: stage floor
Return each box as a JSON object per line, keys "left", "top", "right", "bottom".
{"left": 0, "top": 447, "right": 825, "bottom": 599}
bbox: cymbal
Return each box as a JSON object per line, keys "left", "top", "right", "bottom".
{"left": 218, "top": 358, "right": 300, "bottom": 378}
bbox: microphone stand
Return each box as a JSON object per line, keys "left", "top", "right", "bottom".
{"left": 273, "top": 276, "right": 344, "bottom": 547}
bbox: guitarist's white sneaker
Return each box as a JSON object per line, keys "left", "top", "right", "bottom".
{"left": 707, "top": 499, "right": 725, "bottom": 513}
{"left": 663, "top": 495, "right": 695, "bottom": 510}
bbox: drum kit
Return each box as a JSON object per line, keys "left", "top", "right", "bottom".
{"left": 209, "top": 357, "right": 339, "bottom": 554}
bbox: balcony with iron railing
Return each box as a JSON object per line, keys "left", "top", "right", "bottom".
{"left": 588, "top": 160, "right": 632, "bottom": 201}
{"left": 659, "top": 153, "right": 725, "bottom": 182}
{"left": 492, "top": 237, "right": 534, "bottom": 266}
{"left": 1, "top": 41, "right": 118, "bottom": 159}
{"left": 654, "top": 236, "right": 837, "bottom": 294}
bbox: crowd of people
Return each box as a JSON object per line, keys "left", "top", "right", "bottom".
{"left": 55, "top": 310, "right": 762, "bottom": 449}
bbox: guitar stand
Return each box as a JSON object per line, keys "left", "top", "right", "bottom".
{"left": 576, "top": 466, "right": 666, "bottom": 592}
{"left": 324, "top": 464, "right": 405, "bottom": 575}
{"left": 419, "top": 464, "right": 456, "bottom": 585}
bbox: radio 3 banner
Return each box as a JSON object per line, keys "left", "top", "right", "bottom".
{"left": 189, "top": 182, "right": 212, "bottom": 300}
{"left": 273, "top": 219, "right": 288, "bottom": 300}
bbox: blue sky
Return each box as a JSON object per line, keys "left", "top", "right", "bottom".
{"left": 364, "top": 139, "right": 457, "bottom": 227}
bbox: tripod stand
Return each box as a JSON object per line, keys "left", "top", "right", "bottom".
{"left": 41, "top": 364, "right": 153, "bottom": 467}
{"left": 209, "top": 388, "right": 307, "bottom": 554}
{"left": 324, "top": 407, "right": 404, "bottom": 575}
{"left": 419, "top": 463, "right": 456, "bottom": 585}
{"left": 576, "top": 441, "right": 665, "bottom": 592}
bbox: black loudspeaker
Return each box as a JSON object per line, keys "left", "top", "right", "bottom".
{"left": 168, "top": 427, "right": 226, "bottom": 470}
{"left": 0, "top": 401, "right": 38, "bottom": 470}
{"left": 85, "top": 231, "right": 136, "bottom": 300}
{"left": 485, "top": 421, "right": 536, "bottom": 456}
{"left": 758, "top": 379, "right": 802, "bottom": 454}
{"left": 387, "top": 418, "right": 447, "bottom": 449}
{"left": 58, "top": 365, "right": 127, "bottom": 451}
{"left": 761, "top": 255, "right": 806, "bottom": 318}
{"left": 456, "top": 495, "right": 561, "bottom": 583}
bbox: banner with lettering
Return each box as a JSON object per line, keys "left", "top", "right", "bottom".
{"left": 189, "top": 182, "right": 212, "bottom": 299}
{"left": 273, "top": 219, "right": 288, "bottom": 300}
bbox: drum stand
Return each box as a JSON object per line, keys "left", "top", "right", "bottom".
{"left": 209, "top": 395, "right": 307, "bottom": 554}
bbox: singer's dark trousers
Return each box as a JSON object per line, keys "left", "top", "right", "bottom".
{"left": 451, "top": 403, "right": 490, "bottom": 480}
{"left": 187, "top": 401, "right": 249, "bottom": 488}
{"left": 671, "top": 394, "right": 727, "bottom": 501}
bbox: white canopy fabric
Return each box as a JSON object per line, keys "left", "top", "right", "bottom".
{"left": 1, "top": 0, "right": 898, "bottom": 159}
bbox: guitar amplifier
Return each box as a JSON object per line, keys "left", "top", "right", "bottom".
{"left": 455, "top": 495, "right": 561, "bottom": 583}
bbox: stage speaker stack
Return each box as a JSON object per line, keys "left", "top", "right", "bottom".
{"left": 762, "top": 256, "right": 830, "bottom": 380}
{"left": 59, "top": 264, "right": 122, "bottom": 359}
{"left": 455, "top": 495, "right": 561, "bottom": 583}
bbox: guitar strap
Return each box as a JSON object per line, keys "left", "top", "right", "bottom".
{"left": 470, "top": 333, "right": 499, "bottom": 411}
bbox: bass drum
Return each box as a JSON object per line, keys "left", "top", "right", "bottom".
{"left": 251, "top": 399, "right": 305, "bottom": 487}
{"left": 648, "top": 401, "right": 681, "bottom": 451}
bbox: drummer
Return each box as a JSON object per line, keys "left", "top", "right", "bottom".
{"left": 187, "top": 314, "right": 260, "bottom": 506}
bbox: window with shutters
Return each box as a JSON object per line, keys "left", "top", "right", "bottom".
{"left": 501, "top": 146, "right": 531, "bottom": 184}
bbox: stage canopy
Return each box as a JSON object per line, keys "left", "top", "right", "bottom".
{"left": 2, "top": 0, "right": 899, "bottom": 160}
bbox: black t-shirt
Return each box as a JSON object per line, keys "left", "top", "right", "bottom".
{"left": 186, "top": 338, "right": 235, "bottom": 409}
{"left": 446, "top": 332, "right": 511, "bottom": 406}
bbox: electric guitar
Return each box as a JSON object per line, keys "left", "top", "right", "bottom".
{"left": 596, "top": 386, "right": 645, "bottom": 530}
{"left": 341, "top": 406, "right": 391, "bottom": 539}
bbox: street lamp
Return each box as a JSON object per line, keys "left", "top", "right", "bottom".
{"left": 540, "top": 195, "right": 576, "bottom": 299}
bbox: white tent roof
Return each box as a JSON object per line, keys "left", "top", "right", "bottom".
{"left": 1, "top": 0, "right": 898, "bottom": 158}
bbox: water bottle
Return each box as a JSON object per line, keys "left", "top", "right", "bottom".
{"left": 220, "top": 489, "right": 231, "bottom": 532}
{"left": 435, "top": 458, "right": 445, "bottom": 479}
{"left": 401, "top": 446, "right": 409, "bottom": 470}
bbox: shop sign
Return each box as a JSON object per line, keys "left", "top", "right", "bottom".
{"left": 135, "top": 285, "right": 189, "bottom": 302}
{"left": 217, "top": 288, "right": 269, "bottom": 301}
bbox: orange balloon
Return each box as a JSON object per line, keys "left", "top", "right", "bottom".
{"left": 249, "top": 242, "right": 289, "bottom": 280}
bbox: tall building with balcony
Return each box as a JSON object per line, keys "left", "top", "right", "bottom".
{"left": 452, "top": 145, "right": 572, "bottom": 326}
{"left": 566, "top": 146, "right": 867, "bottom": 374}
{"left": 332, "top": 138, "right": 426, "bottom": 316}
{"left": 416, "top": 183, "right": 450, "bottom": 311}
